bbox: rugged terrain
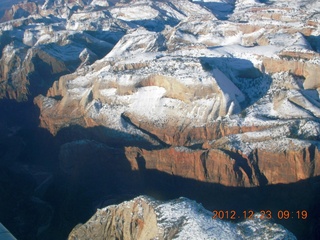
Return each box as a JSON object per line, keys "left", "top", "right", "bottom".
{"left": 68, "top": 196, "right": 297, "bottom": 240}
{"left": 31, "top": 0, "right": 320, "bottom": 186}
{"left": 0, "top": 0, "right": 320, "bottom": 239}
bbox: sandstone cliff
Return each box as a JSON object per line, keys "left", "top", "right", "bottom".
{"left": 29, "top": 0, "right": 320, "bottom": 187}
{"left": 1, "top": 0, "right": 320, "bottom": 204}
{"left": 1, "top": 1, "right": 320, "bottom": 239}
{"left": 125, "top": 142, "right": 320, "bottom": 187}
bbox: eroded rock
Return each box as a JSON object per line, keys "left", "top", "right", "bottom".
{"left": 68, "top": 196, "right": 297, "bottom": 240}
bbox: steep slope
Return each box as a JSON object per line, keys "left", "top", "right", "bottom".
{"left": 0, "top": 0, "right": 319, "bottom": 186}
{"left": 68, "top": 196, "right": 297, "bottom": 240}
{"left": 1, "top": 1, "right": 320, "bottom": 239}
{"left": 0, "top": 0, "right": 126, "bottom": 101}
{"left": 32, "top": 0, "right": 320, "bottom": 186}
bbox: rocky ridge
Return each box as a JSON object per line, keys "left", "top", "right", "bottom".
{"left": 0, "top": 0, "right": 125, "bottom": 100}
{"left": 68, "top": 195, "right": 297, "bottom": 240}
{"left": 29, "top": 0, "right": 320, "bottom": 186}
{"left": 1, "top": 1, "right": 320, "bottom": 239}
{"left": 0, "top": 0, "right": 319, "bottom": 186}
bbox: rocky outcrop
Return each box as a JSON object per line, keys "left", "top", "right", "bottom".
{"left": 0, "top": 42, "right": 80, "bottom": 101}
{"left": 0, "top": 1, "right": 40, "bottom": 22}
{"left": 34, "top": 52, "right": 255, "bottom": 139}
{"left": 262, "top": 58, "right": 320, "bottom": 89}
{"left": 122, "top": 112, "right": 272, "bottom": 146}
{"left": 1, "top": 0, "right": 320, "bottom": 189}
{"left": 0, "top": 1, "right": 123, "bottom": 101}
{"left": 125, "top": 147, "right": 256, "bottom": 187}
{"left": 252, "top": 145, "right": 320, "bottom": 185}
{"left": 1, "top": 1, "right": 320, "bottom": 239}
{"left": 125, "top": 142, "right": 320, "bottom": 187}
{"left": 69, "top": 196, "right": 159, "bottom": 240}
{"left": 30, "top": 0, "right": 320, "bottom": 187}
{"left": 68, "top": 196, "right": 297, "bottom": 240}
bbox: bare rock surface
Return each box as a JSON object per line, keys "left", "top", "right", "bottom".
{"left": 68, "top": 195, "right": 297, "bottom": 240}
{"left": 125, "top": 142, "right": 320, "bottom": 187}
{"left": 1, "top": 1, "right": 320, "bottom": 239}
{"left": 1, "top": 0, "right": 320, "bottom": 191}
{"left": 28, "top": 0, "right": 320, "bottom": 186}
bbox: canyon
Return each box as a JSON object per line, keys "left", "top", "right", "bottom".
{"left": 0, "top": 0, "right": 320, "bottom": 239}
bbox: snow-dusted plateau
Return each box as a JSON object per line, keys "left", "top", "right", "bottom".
{"left": 0, "top": 0, "right": 320, "bottom": 239}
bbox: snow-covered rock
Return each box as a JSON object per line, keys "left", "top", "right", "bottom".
{"left": 68, "top": 196, "right": 297, "bottom": 240}
{"left": 1, "top": 0, "right": 320, "bottom": 185}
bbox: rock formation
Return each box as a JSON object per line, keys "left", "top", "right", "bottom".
{"left": 1, "top": 0, "right": 319, "bottom": 190}
{"left": 1, "top": 0, "right": 319, "bottom": 186}
{"left": 1, "top": 0, "right": 320, "bottom": 239}
{"left": 30, "top": 0, "right": 320, "bottom": 186}
{"left": 68, "top": 196, "right": 297, "bottom": 240}
{"left": 0, "top": 0, "right": 124, "bottom": 101}
{"left": 125, "top": 142, "right": 320, "bottom": 187}
{"left": 0, "top": 1, "right": 41, "bottom": 22}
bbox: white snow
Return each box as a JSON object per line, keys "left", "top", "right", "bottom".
{"left": 110, "top": 5, "right": 159, "bottom": 21}
{"left": 80, "top": 196, "right": 296, "bottom": 239}
{"left": 7, "top": 0, "right": 316, "bottom": 152}
{"left": 129, "top": 86, "right": 166, "bottom": 119}
{"left": 90, "top": 0, "right": 109, "bottom": 7}
{"left": 156, "top": 197, "right": 241, "bottom": 239}
{"left": 137, "top": 196, "right": 296, "bottom": 239}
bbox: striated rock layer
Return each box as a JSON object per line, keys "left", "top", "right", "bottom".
{"left": 30, "top": 0, "right": 320, "bottom": 186}
{"left": 1, "top": 1, "right": 320, "bottom": 239}
{"left": 1, "top": 0, "right": 320, "bottom": 185}
{"left": 125, "top": 143, "right": 320, "bottom": 187}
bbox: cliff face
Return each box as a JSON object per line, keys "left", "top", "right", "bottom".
{"left": 68, "top": 196, "right": 297, "bottom": 240}
{"left": 125, "top": 147, "right": 255, "bottom": 187}
{"left": 30, "top": 0, "right": 320, "bottom": 186}
{"left": 0, "top": 42, "right": 83, "bottom": 101}
{"left": 0, "top": 2, "right": 40, "bottom": 22}
{"left": 262, "top": 58, "right": 320, "bottom": 89}
{"left": 0, "top": 0, "right": 122, "bottom": 101}
{"left": 125, "top": 144, "right": 320, "bottom": 187}
{"left": 0, "top": 0, "right": 319, "bottom": 187}
{"left": 1, "top": 1, "right": 320, "bottom": 239}
{"left": 69, "top": 197, "right": 159, "bottom": 240}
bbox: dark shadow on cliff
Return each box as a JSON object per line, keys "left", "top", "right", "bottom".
{"left": 0, "top": 123, "right": 144, "bottom": 239}
{"left": 193, "top": 1, "right": 235, "bottom": 20}
{"left": 0, "top": 100, "right": 160, "bottom": 240}
{"left": 139, "top": 168, "right": 320, "bottom": 240}
{"left": 258, "top": 0, "right": 272, "bottom": 4}
{"left": 0, "top": 100, "right": 319, "bottom": 240}
{"left": 55, "top": 124, "right": 165, "bottom": 150}
{"left": 200, "top": 56, "right": 272, "bottom": 112}
{"left": 0, "top": 99, "right": 60, "bottom": 239}
{"left": 27, "top": 37, "right": 114, "bottom": 98}
{"left": 84, "top": 30, "right": 126, "bottom": 47}
{"left": 305, "top": 34, "right": 320, "bottom": 53}
{"left": 0, "top": 27, "right": 124, "bottom": 100}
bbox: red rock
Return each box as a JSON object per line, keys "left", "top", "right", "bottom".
{"left": 125, "top": 144, "right": 320, "bottom": 187}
